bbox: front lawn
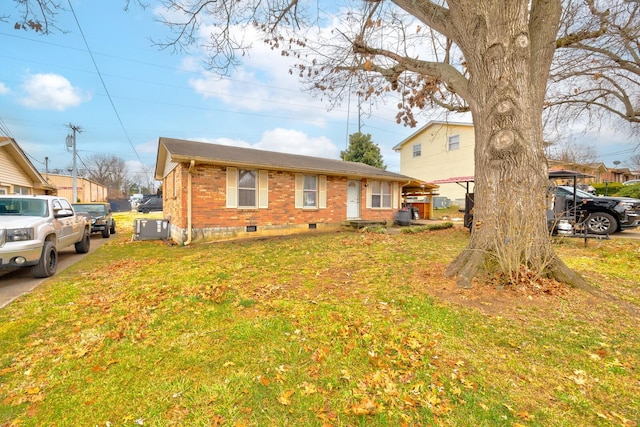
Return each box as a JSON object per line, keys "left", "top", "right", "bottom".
{"left": 0, "top": 213, "right": 638, "bottom": 426}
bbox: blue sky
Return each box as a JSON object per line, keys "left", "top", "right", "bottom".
{"left": 0, "top": 0, "right": 416, "bottom": 185}
{"left": 1, "top": 0, "right": 638, "bottom": 187}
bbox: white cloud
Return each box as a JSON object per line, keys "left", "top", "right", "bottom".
{"left": 191, "top": 128, "right": 339, "bottom": 159}
{"left": 136, "top": 138, "right": 160, "bottom": 154}
{"left": 0, "top": 82, "right": 9, "bottom": 95}
{"left": 255, "top": 128, "right": 339, "bottom": 158}
{"left": 185, "top": 25, "right": 348, "bottom": 127}
{"left": 18, "top": 73, "right": 91, "bottom": 110}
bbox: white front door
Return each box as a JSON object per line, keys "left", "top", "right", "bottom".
{"left": 347, "top": 180, "right": 361, "bottom": 219}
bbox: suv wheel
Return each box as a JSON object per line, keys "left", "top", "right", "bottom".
{"left": 585, "top": 212, "right": 617, "bottom": 235}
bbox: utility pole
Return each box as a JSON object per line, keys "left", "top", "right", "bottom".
{"left": 65, "top": 123, "right": 82, "bottom": 202}
{"left": 357, "top": 94, "right": 363, "bottom": 133}
{"left": 44, "top": 157, "right": 49, "bottom": 182}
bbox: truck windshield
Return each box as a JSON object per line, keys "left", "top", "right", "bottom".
{"left": 0, "top": 198, "right": 48, "bottom": 217}
{"left": 73, "top": 204, "right": 106, "bottom": 215}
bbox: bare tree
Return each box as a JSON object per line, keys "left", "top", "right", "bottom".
{"left": 1, "top": 0, "right": 61, "bottom": 33}
{"left": 83, "top": 154, "right": 128, "bottom": 195}
{"left": 1, "top": 0, "right": 145, "bottom": 33}
{"left": 547, "top": 0, "right": 640, "bottom": 135}
{"left": 546, "top": 139, "right": 599, "bottom": 165}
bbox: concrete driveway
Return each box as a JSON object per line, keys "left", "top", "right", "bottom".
{"left": 0, "top": 235, "right": 110, "bottom": 309}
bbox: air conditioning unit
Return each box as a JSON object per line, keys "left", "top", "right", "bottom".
{"left": 133, "top": 219, "right": 170, "bottom": 241}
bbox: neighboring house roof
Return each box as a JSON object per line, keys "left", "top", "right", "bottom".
{"left": 548, "top": 159, "right": 608, "bottom": 173}
{"left": 430, "top": 176, "right": 475, "bottom": 184}
{"left": 392, "top": 120, "right": 474, "bottom": 151}
{"left": 0, "top": 137, "right": 56, "bottom": 192}
{"left": 155, "top": 137, "right": 420, "bottom": 183}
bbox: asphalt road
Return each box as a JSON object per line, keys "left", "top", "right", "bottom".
{"left": 0, "top": 235, "right": 110, "bottom": 309}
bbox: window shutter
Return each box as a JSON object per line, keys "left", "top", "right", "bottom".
{"left": 392, "top": 182, "right": 399, "bottom": 208}
{"left": 258, "top": 170, "right": 269, "bottom": 208}
{"left": 365, "top": 180, "right": 372, "bottom": 209}
{"left": 226, "top": 167, "right": 238, "bottom": 208}
{"left": 319, "top": 175, "right": 327, "bottom": 209}
{"left": 294, "top": 173, "right": 303, "bottom": 208}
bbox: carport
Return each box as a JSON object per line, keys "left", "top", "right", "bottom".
{"left": 429, "top": 171, "right": 598, "bottom": 234}
{"left": 548, "top": 169, "right": 595, "bottom": 228}
{"left": 401, "top": 181, "right": 440, "bottom": 220}
{"left": 429, "top": 176, "right": 475, "bottom": 228}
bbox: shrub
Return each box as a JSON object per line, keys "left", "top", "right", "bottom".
{"left": 615, "top": 183, "right": 640, "bottom": 199}
{"left": 361, "top": 226, "right": 388, "bottom": 234}
{"left": 593, "top": 182, "right": 622, "bottom": 196}
{"left": 400, "top": 222, "right": 454, "bottom": 233}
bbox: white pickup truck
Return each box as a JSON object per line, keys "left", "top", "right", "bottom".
{"left": 0, "top": 195, "right": 91, "bottom": 278}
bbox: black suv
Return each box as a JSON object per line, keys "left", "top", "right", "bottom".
{"left": 554, "top": 186, "right": 640, "bottom": 235}
{"left": 72, "top": 202, "right": 116, "bottom": 238}
{"left": 137, "top": 195, "right": 163, "bottom": 213}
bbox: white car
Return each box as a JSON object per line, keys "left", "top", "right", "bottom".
{"left": 622, "top": 179, "right": 640, "bottom": 186}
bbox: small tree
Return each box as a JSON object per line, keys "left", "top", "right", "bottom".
{"left": 340, "top": 132, "right": 386, "bottom": 170}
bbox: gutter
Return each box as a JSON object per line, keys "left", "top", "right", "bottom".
{"left": 185, "top": 160, "right": 196, "bottom": 246}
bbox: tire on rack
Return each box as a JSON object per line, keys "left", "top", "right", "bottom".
{"left": 585, "top": 212, "right": 617, "bottom": 235}
{"left": 32, "top": 241, "right": 57, "bottom": 278}
{"left": 75, "top": 229, "right": 91, "bottom": 253}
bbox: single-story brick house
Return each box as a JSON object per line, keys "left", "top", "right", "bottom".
{"left": 154, "top": 137, "right": 428, "bottom": 244}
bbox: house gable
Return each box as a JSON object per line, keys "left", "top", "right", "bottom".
{"left": 0, "top": 137, "right": 54, "bottom": 195}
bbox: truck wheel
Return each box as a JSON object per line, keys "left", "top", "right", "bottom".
{"left": 32, "top": 241, "right": 57, "bottom": 278}
{"left": 75, "top": 229, "right": 91, "bottom": 253}
{"left": 110, "top": 221, "right": 116, "bottom": 234}
{"left": 585, "top": 212, "right": 617, "bottom": 235}
{"left": 102, "top": 227, "right": 110, "bottom": 238}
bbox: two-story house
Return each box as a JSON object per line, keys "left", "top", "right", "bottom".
{"left": 393, "top": 121, "right": 475, "bottom": 204}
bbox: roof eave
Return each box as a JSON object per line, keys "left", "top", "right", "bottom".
{"left": 166, "top": 153, "right": 409, "bottom": 180}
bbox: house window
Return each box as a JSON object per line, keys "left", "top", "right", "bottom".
{"left": 13, "top": 186, "right": 30, "bottom": 195}
{"left": 412, "top": 144, "right": 422, "bottom": 157}
{"left": 295, "top": 174, "right": 326, "bottom": 209}
{"left": 448, "top": 135, "right": 460, "bottom": 151}
{"left": 371, "top": 181, "right": 391, "bottom": 208}
{"left": 238, "top": 169, "right": 257, "bottom": 207}
{"left": 303, "top": 175, "right": 318, "bottom": 208}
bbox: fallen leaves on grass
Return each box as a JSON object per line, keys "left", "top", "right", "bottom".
{"left": 277, "top": 389, "right": 295, "bottom": 405}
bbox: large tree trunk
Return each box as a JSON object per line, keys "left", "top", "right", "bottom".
{"left": 443, "top": 0, "right": 588, "bottom": 289}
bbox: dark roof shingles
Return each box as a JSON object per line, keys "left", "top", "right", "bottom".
{"left": 160, "top": 137, "right": 411, "bottom": 180}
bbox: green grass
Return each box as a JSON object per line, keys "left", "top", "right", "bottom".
{"left": 0, "top": 212, "right": 638, "bottom": 426}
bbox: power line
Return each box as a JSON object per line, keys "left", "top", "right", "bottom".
{"left": 0, "top": 117, "right": 14, "bottom": 138}
{"left": 66, "top": 0, "right": 151, "bottom": 178}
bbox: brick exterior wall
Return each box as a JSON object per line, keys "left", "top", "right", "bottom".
{"left": 163, "top": 162, "right": 398, "bottom": 243}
